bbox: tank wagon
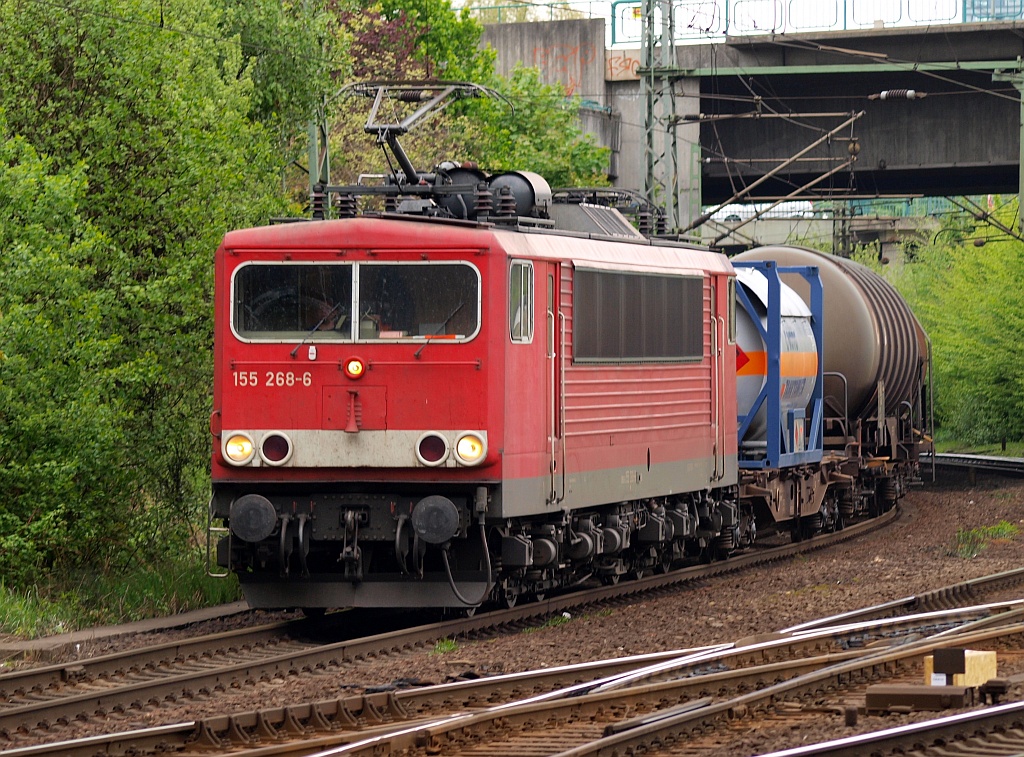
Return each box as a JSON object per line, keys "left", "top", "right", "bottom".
{"left": 207, "top": 83, "right": 932, "bottom": 611}
{"left": 732, "top": 247, "right": 931, "bottom": 543}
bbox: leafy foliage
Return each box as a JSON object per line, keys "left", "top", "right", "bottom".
{"left": 220, "top": 0, "right": 342, "bottom": 124}
{"left": 880, "top": 199, "right": 1024, "bottom": 444}
{"left": 0, "top": 0, "right": 285, "bottom": 590}
{"left": 457, "top": 66, "right": 610, "bottom": 187}
{"left": 0, "top": 132, "right": 128, "bottom": 585}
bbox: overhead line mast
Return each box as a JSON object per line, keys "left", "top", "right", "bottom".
{"left": 640, "top": 0, "right": 681, "bottom": 234}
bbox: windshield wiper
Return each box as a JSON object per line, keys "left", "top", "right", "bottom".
{"left": 414, "top": 302, "right": 465, "bottom": 359}
{"left": 290, "top": 301, "right": 346, "bottom": 358}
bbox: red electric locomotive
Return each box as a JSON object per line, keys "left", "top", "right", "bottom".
{"left": 209, "top": 190, "right": 740, "bottom": 609}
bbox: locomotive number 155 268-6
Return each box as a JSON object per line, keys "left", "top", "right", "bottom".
{"left": 234, "top": 371, "right": 313, "bottom": 388}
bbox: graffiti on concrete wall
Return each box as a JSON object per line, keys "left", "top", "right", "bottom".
{"left": 605, "top": 49, "right": 641, "bottom": 81}
{"left": 531, "top": 43, "right": 600, "bottom": 94}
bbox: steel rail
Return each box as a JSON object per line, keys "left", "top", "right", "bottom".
{"left": 754, "top": 699, "right": 1024, "bottom": 756}
{"left": 0, "top": 619, "right": 306, "bottom": 703}
{"left": 782, "top": 566, "right": 1024, "bottom": 634}
{"left": 548, "top": 616, "right": 1024, "bottom": 757}
{"left": 922, "top": 452, "right": 1024, "bottom": 476}
{"left": 304, "top": 614, "right": 1024, "bottom": 756}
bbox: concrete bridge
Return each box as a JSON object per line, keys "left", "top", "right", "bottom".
{"left": 481, "top": 18, "right": 1024, "bottom": 234}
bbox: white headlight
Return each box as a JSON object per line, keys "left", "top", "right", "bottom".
{"left": 454, "top": 432, "right": 487, "bottom": 466}
{"left": 223, "top": 432, "right": 256, "bottom": 465}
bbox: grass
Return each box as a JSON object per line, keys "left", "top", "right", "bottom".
{"left": 934, "top": 438, "right": 1024, "bottom": 457}
{"left": 951, "top": 521, "right": 1020, "bottom": 559}
{"left": 522, "top": 612, "right": 574, "bottom": 634}
{"left": 0, "top": 553, "right": 240, "bottom": 640}
{"left": 431, "top": 637, "right": 459, "bottom": 654}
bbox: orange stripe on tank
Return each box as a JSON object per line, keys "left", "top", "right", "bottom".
{"left": 737, "top": 351, "right": 818, "bottom": 378}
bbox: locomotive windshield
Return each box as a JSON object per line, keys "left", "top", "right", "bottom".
{"left": 232, "top": 261, "right": 480, "bottom": 342}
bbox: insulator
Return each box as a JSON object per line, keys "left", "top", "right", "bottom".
{"left": 871, "top": 89, "right": 923, "bottom": 100}
{"left": 385, "top": 195, "right": 399, "bottom": 213}
{"left": 636, "top": 210, "right": 654, "bottom": 237}
{"left": 496, "top": 186, "right": 517, "bottom": 217}
{"left": 398, "top": 89, "right": 432, "bottom": 102}
{"left": 311, "top": 183, "right": 326, "bottom": 220}
{"left": 336, "top": 193, "right": 358, "bottom": 218}
{"left": 474, "top": 182, "right": 493, "bottom": 217}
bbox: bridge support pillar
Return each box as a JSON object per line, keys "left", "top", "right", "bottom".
{"left": 993, "top": 67, "right": 1024, "bottom": 232}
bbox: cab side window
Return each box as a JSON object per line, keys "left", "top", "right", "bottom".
{"left": 510, "top": 260, "right": 534, "bottom": 343}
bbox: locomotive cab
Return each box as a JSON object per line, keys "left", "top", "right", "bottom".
{"left": 210, "top": 220, "right": 503, "bottom": 609}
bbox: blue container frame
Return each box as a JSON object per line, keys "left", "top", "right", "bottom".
{"left": 733, "top": 261, "right": 824, "bottom": 470}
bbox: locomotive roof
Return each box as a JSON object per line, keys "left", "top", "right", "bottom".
{"left": 220, "top": 215, "right": 733, "bottom": 276}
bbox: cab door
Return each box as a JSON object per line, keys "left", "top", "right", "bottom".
{"left": 546, "top": 264, "right": 565, "bottom": 504}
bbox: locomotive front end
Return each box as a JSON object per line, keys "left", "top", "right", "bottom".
{"left": 209, "top": 219, "right": 500, "bottom": 609}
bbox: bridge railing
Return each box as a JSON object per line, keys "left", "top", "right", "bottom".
{"left": 464, "top": 0, "right": 1024, "bottom": 44}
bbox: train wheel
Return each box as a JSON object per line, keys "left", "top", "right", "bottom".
{"left": 655, "top": 552, "right": 673, "bottom": 574}
{"left": 601, "top": 574, "right": 621, "bottom": 586}
{"left": 499, "top": 582, "right": 519, "bottom": 609}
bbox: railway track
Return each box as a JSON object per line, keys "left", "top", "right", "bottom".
{"left": 923, "top": 452, "right": 1024, "bottom": 477}
{"left": 757, "top": 699, "right": 1024, "bottom": 756}
{"left": 0, "top": 507, "right": 899, "bottom": 749}
{"left": 6, "top": 558, "right": 1024, "bottom": 756}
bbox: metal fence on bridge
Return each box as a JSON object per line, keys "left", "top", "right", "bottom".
{"left": 465, "top": 0, "right": 1024, "bottom": 44}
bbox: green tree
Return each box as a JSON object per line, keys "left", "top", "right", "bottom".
{"left": 377, "top": 0, "right": 493, "bottom": 80}
{"left": 0, "top": 0, "right": 286, "bottom": 586}
{"left": 883, "top": 201, "right": 1024, "bottom": 445}
{"left": 457, "top": 66, "right": 610, "bottom": 187}
{"left": 0, "top": 129, "right": 130, "bottom": 584}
